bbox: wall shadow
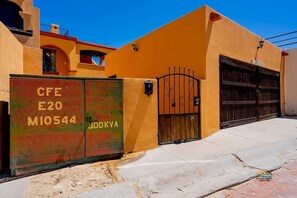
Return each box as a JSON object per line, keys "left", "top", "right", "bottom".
{"left": 0, "top": 101, "right": 10, "bottom": 174}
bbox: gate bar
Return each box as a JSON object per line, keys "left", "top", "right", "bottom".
{"left": 174, "top": 67, "right": 176, "bottom": 114}
{"left": 179, "top": 67, "right": 181, "bottom": 114}
{"left": 188, "top": 69, "right": 190, "bottom": 113}
{"left": 193, "top": 70, "right": 195, "bottom": 113}
{"left": 184, "top": 68, "right": 186, "bottom": 114}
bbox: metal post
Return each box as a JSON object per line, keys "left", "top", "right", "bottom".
{"left": 184, "top": 68, "right": 186, "bottom": 114}
{"left": 188, "top": 69, "right": 190, "bottom": 113}
{"left": 179, "top": 67, "right": 181, "bottom": 114}
{"left": 169, "top": 68, "right": 171, "bottom": 115}
{"left": 174, "top": 67, "right": 176, "bottom": 114}
{"left": 193, "top": 71, "right": 195, "bottom": 113}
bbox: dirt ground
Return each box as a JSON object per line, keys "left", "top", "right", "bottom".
{"left": 23, "top": 162, "right": 115, "bottom": 198}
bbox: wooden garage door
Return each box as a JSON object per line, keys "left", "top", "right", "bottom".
{"left": 220, "top": 55, "right": 280, "bottom": 128}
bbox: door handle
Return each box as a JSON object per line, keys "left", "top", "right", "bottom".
{"left": 86, "top": 115, "right": 93, "bottom": 124}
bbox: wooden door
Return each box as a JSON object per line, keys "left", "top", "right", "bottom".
{"left": 157, "top": 68, "right": 201, "bottom": 144}
{"left": 220, "top": 55, "right": 280, "bottom": 128}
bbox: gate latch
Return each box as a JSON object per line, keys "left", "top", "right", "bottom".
{"left": 172, "top": 100, "right": 176, "bottom": 108}
{"left": 194, "top": 97, "right": 200, "bottom": 106}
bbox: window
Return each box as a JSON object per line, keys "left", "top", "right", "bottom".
{"left": 80, "top": 50, "right": 106, "bottom": 66}
{"left": 0, "top": 1, "right": 23, "bottom": 30}
{"left": 42, "top": 49, "right": 57, "bottom": 72}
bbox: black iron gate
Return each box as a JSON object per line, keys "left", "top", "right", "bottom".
{"left": 157, "top": 67, "right": 201, "bottom": 144}
{"left": 220, "top": 55, "right": 280, "bottom": 128}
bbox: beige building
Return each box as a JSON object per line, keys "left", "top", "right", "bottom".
{"left": 40, "top": 30, "right": 115, "bottom": 77}
{"left": 0, "top": 0, "right": 42, "bottom": 103}
{"left": 0, "top": 0, "right": 116, "bottom": 103}
{"left": 285, "top": 48, "right": 297, "bottom": 115}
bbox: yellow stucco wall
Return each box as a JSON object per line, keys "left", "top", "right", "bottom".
{"left": 0, "top": 22, "right": 23, "bottom": 102}
{"left": 105, "top": 7, "right": 206, "bottom": 79}
{"left": 123, "top": 78, "right": 158, "bottom": 153}
{"left": 106, "top": 5, "right": 283, "bottom": 139}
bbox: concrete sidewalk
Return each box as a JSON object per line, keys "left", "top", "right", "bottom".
{"left": 77, "top": 117, "right": 297, "bottom": 198}
{"left": 1, "top": 117, "right": 297, "bottom": 198}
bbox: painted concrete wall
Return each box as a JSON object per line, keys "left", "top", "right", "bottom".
{"left": 123, "top": 78, "right": 158, "bottom": 153}
{"left": 74, "top": 64, "right": 105, "bottom": 77}
{"left": 76, "top": 42, "right": 113, "bottom": 55}
{"left": 106, "top": 5, "right": 283, "bottom": 139}
{"left": 105, "top": 7, "right": 207, "bottom": 79}
{"left": 284, "top": 48, "right": 297, "bottom": 115}
{"left": 202, "top": 6, "right": 283, "bottom": 137}
{"left": 0, "top": 22, "right": 23, "bottom": 102}
{"left": 23, "top": 46, "right": 42, "bottom": 75}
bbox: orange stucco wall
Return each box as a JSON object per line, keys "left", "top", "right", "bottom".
{"left": 0, "top": 22, "right": 23, "bottom": 102}
{"left": 40, "top": 35, "right": 77, "bottom": 73}
{"left": 40, "top": 34, "right": 115, "bottom": 77}
{"left": 23, "top": 46, "right": 42, "bottom": 75}
{"left": 106, "top": 5, "right": 283, "bottom": 139}
{"left": 202, "top": 6, "right": 282, "bottom": 137}
{"left": 40, "top": 45, "right": 70, "bottom": 75}
{"left": 76, "top": 42, "right": 112, "bottom": 55}
{"left": 74, "top": 64, "right": 105, "bottom": 77}
{"left": 105, "top": 7, "right": 207, "bottom": 79}
{"left": 123, "top": 78, "right": 158, "bottom": 153}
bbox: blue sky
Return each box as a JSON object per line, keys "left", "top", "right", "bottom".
{"left": 34, "top": 0, "right": 297, "bottom": 49}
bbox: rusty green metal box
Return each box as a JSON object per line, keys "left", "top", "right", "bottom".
{"left": 10, "top": 75, "right": 123, "bottom": 175}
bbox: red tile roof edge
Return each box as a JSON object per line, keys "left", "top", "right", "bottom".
{"left": 40, "top": 31, "right": 78, "bottom": 41}
{"left": 76, "top": 41, "right": 116, "bottom": 50}
{"left": 40, "top": 31, "right": 117, "bottom": 50}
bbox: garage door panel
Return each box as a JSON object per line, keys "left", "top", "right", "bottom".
{"left": 258, "top": 69, "right": 280, "bottom": 121}
{"left": 220, "top": 55, "right": 280, "bottom": 128}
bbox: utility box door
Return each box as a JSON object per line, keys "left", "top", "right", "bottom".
{"left": 10, "top": 77, "right": 85, "bottom": 172}
{"left": 85, "top": 80, "right": 123, "bottom": 157}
